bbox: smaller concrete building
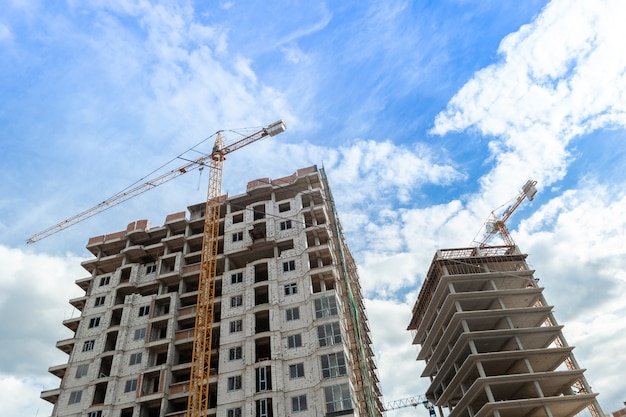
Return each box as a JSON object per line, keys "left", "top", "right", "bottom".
{"left": 408, "top": 245, "right": 603, "bottom": 417}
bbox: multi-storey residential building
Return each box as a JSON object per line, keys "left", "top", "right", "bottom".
{"left": 408, "top": 245, "right": 603, "bottom": 417}
{"left": 41, "top": 166, "right": 383, "bottom": 417}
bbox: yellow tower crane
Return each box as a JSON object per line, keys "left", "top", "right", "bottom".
{"left": 26, "top": 120, "right": 287, "bottom": 417}
{"left": 474, "top": 179, "right": 537, "bottom": 247}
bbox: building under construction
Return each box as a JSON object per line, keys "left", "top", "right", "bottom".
{"left": 40, "top": 166, "right": 383, "bottom": 417}
{"left": 408, "top": 245, "right": 603, "bottom": 417}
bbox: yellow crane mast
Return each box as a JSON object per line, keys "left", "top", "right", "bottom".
{"left": 187, "top": 120, "right": 286, "bottom": 416}
{"left": 26, "top": 120, "right": 287, "bottom": 417}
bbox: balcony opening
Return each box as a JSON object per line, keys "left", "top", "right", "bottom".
{"left": 155, "top": 350, "right": 168, "bottom": 366}
{"left": 121, "top": 268, "right": 131, "bottom": 283}
{"left": 277, "top": 240, "right": 294, "bottom": 256}
{"left": 255, "top": 365, "right": 272, "bottom": 392}
{"left": 166, "top": 399, "right": 187, "bottom": 415}
{"left": 176, "top": 347, "right": 192, "bottom": 365}
{"left": 98, "top": 355, "right": 113, "bottom": 378}
{"left": 104, "top": 331, "right": 118, "bottom": 352}
{"left": 253, "top": 204, "right": 266, "bottom": 220}
{"left": 311, "top": 273, "right": 335, "bottom": 293}
{"left": 210, "top": 354, "right": 219, "bottom": 375}
{"left": 211, "top": 327, "right": 220, "bottom": 350}
{"left": 254, "top": 263, "right": 268, "bottom": 283}
{"left": 141, "top": 372, "right": 161, "bottom": 395}
{"left": 110, "top": 308, "right": 123, "bottom": 326}
{"left": 255, "top": 398, "right": 273, "bottom": 417}
{"left": 183, "top": 278, "right": 198, "bottom": 293}
{"left": 255, "top": 336, "right": 271, "bottom": 362}
{"left": 139, "top": 404, "right": 161, "bottom": 417}
{"left": 120, "top": 408, "right": 133, "bottom": 417}
{"left": 255, "top": 310, "right": 270, "bottom": 334}
{"left": 92, "top": 382, "right": 107, "bottom": 405}
{"left": 278, "top": 202, "right": 290, "bottom": 212}
{"left": 160, "top": 258, "right": 176, "bottom": 274}
{"left": 150, "top": 324, "right": 168, "bottom": 341}
{"left": 255, "top": 286, "right": 269, "bottom": 306}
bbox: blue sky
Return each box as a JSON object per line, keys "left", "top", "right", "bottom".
{"left": 2, "top": 1, "right": 626, "bottom": 416}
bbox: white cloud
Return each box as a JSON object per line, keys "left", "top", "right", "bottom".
{"left": 0, "top": 245, "right": 86, "bottom": 417}
{"left": 365, "top": 298, "right": 430, "bottom": 415}
{"left": 0, "top": 374, "right": 57, "bottom": 417}
{"left": 432, "top": 0, "right": 626, "bottom": 192}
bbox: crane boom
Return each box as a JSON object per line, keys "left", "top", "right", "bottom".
{"left": 477, "top": 179, "right": 537, "bottom": 247}
{"left": 25, "top": 120, "right": 286, "bottom": 244}
{"left": 384, "top": 395, "right": 436, "bottom": 416}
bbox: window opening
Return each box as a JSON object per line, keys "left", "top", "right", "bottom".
{"left": 289, "top": 363, "right": 305, "bottom": 379}
{"left": 324, "top": 383, "right": 352, "bottom": 413}
{"left": 318, "top": 322, "right": 342, "bottom": 347}
{"left": 287, "top": 334, "right": 302, "bottom": 349}
{"left": 229, "top": 346, "right": 242, "bottom": 360}
{"left": 68, "top": 390, "right": 82, "bottom": 405}
{"left": 230, "top": 320, "right": 243, "bottom": 333}
{"left": 321, "top": 351, "right": 347, "bottom": 378}
{"left": 75, "top": 364, "right": 89, "bottom": 378}
{"left": 292, "top": 395, "right": 307, "bottom": 412}
{"left": 315, "top": 295, "right": 338, "bottom": 318}
{"left": 124, "top": 379, "right": 138, "bottom": 393}
{"left": 227, "top": 375, "right": 242, "bottom": 391}
{"left": 283, "top": 260, "right": 296, "bottom": 272}
{"left": 230, "top": 295, "right": 243, "bottom": 308}
{"left": 129, "top": 352, "right": 142, "bottom": 366}
{"left": 134, "top": 328, "right": 146, "bottom": 340}
{"left": 286, "top": 307, "right": 300, "bottom": 321}
{"left": 231, "top": 272, "right": 243, "bottom": 284}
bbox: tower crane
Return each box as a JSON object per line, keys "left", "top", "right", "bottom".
{"left": 384, "top": 395, "right": 436, "bottom": 416}
{"left": 26, "top": 120, "right": 287, "bottom": 417}
{"left": 26, "top": 121, "right": 286, "bottom": 244}
{"left": 474, "top": 179, "right": 537, "bottom": 247}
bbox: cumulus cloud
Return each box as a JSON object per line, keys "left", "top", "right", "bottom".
{"left": 432, "top": 0, "right": 626, "bottom": 192}
{"left": 365, "top": 298, "right": 429, "bottom": 416}
{"left": 0, "top": 245, "right": 86, "bottom": 417}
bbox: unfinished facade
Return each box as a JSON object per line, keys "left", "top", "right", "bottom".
{"left": 41, "top": 166, "right": 383, "bottom": 417}
{"left": 408, "top": 245, "right": 603, "bottom": 417}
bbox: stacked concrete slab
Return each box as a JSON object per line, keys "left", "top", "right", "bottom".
{"left": 408, "top": 245, "right": 602, "bottom": 417}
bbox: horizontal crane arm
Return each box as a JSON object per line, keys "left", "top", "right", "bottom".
{"left": 25, "top": 153, "right": 213, "bottom": 244}
{"left": 220, "top": 120, "right": 286, "bottom": 155}
{"left": 26, "top": 120, "right": 286, "bottom": 244}
{"left": 477, "top": 179, "right": 537, "bottom": 247}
